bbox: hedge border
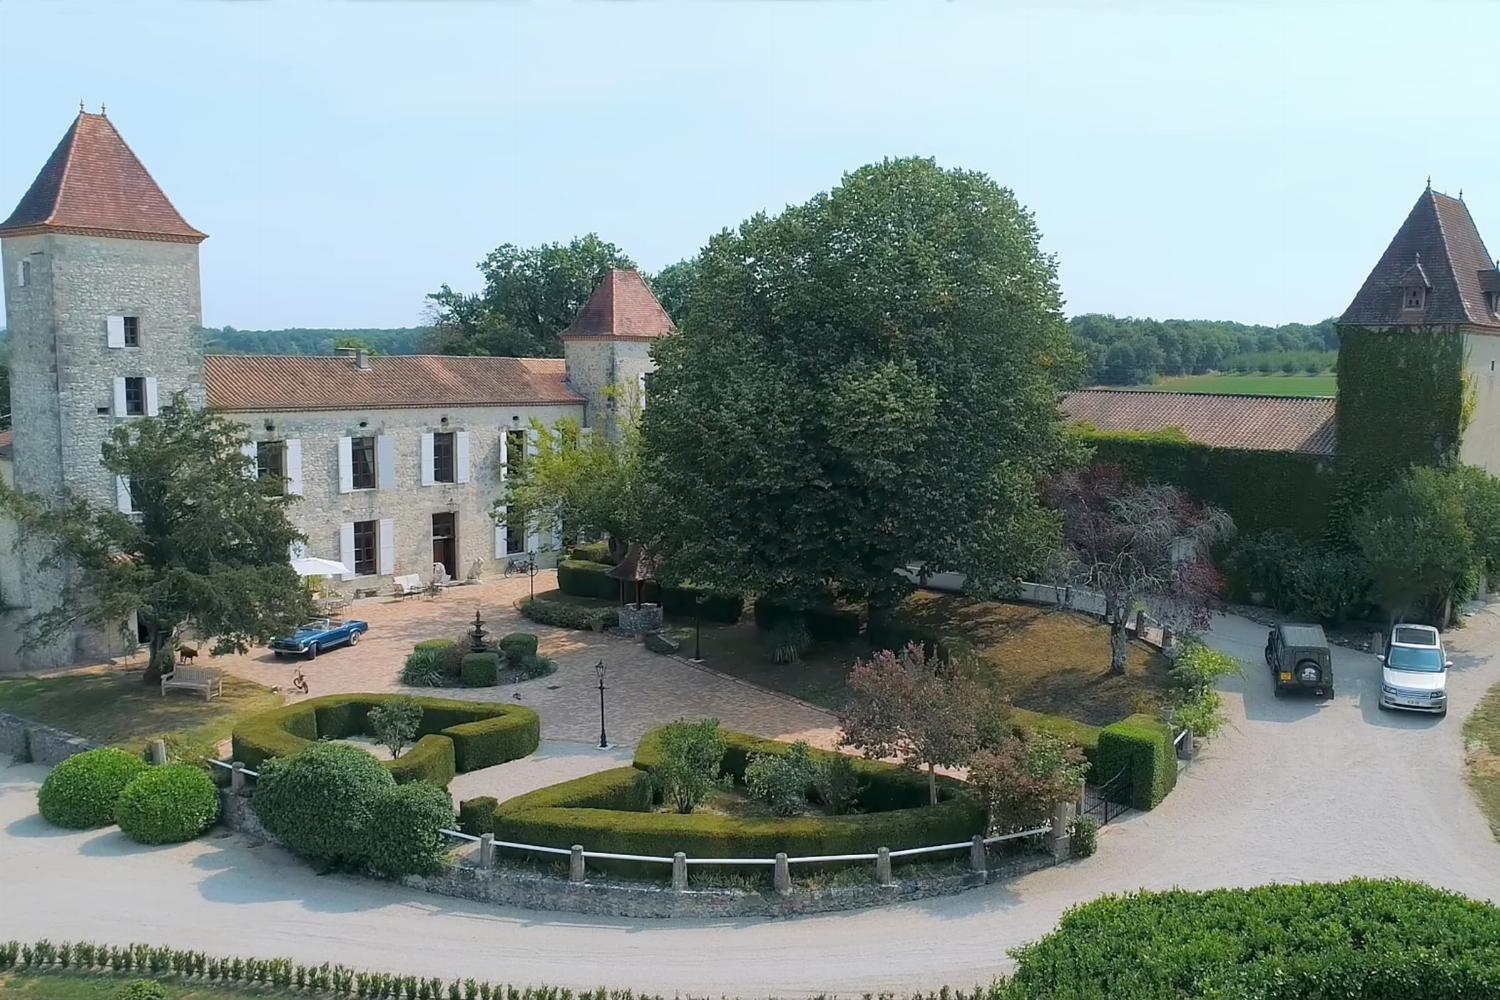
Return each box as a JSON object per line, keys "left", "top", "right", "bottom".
{"left": 493, "top": 726, "right": 984, "bottom": 872}
{"left": 557, "top": 558, "right": 745, "bottom": 623}
{"left": 1096, "top": 713, "right": 1176, "bottom": 810}
{"left": 230, "top": 694, "right": 539, "bottom": 786}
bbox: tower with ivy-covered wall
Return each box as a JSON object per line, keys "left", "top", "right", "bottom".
{"left": 561, "top": 268, "right": 674, "bottom": 437}
{"left": 0, "top": 110, "right": 208, "bottom": 668}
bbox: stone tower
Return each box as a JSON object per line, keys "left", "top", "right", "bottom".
{"left": 561, "top": 268, "right": 675, "bottom": 436}
{"left": 0, "top": 110, "right": 208, "bottom": 668}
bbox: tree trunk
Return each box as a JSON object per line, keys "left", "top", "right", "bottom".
{"left": 1108, "top": 595, "right": 1129, "bottom": 675}
{"left": 607, "top": 535, "right": 627, "bottom": 563}
{"left": 143, "top": 625, "right": 169, "bottom": 684}
{"left": 927, "top": 762, "right": 938, "bottom": 806}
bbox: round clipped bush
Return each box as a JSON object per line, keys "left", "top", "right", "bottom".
{"left": 498, "top": 631, "right": 539, "bottom": 661}
{"left": 116, "top": 980, "right": 168, "bottom": 1000}
{"left": 115, "top": 764, "right": 221, "bottom": 844}
{"left": 460, "top": 651, "right": 500, "bottom": 687}
{"left": 253, "top": 741, "right": 395, "bottom": 870}
{"left": 364, "top": 781, "right": 456, "bottom": 877}
{"left": 37, "top": 747, "right": 150, "bottom": 829}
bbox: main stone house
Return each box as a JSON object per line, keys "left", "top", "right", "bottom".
{"left": 0, "top": 111, "right": 668, "bottom": 670}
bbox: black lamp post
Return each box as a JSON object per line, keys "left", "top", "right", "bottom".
{"left": 594, "top": 659, "right": 609, "bottom": 749}
{"left": 528, "top": 549, "right": 537, "bottom": 601}
{"left": 692, "top": 595, "right": 705, "bottom": 662}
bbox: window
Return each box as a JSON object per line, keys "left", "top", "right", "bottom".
{"left": 256, "top": 440, "right": 286, "bottom": 493}
{"left": 16, "top": 259, "right": 29, "bottom": 287}
{"left": 507, "top": 429, "right": 527, "bottom": 475}
{"left": 432, "top": 431, "right": 456, "bottom": 483}
{"left": 1403, "top": 286, "right": 1426, "bottom": 310}
{"left": 432, "top": 512, "right": 457, "bottom": 577}
{"left": 352, "top": 520, "right": 378, "bottom": 577}
{"left": 122, "top": 316, "right": 140, "bottom": 347}
{"left": 123, "top": 377, "right": 146, "bottom": 416}
{"left": 506, "top": 509, "right": 526, "bottom": 557}
{"left": 351, "top": 436, "right": 376, "bottom": 490}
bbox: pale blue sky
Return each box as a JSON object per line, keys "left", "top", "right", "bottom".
{"left": 2, "top": 1, "right": 1496, "bottom": 331}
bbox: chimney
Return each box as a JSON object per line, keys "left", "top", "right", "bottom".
{"left": 354, "top": 349, "right": 371, "bottom": 371}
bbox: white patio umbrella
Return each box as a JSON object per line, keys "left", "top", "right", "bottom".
{"left": 291, "top": 556, "right": 352, "bottom": 578}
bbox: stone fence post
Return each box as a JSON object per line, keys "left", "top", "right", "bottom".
{"left": 773, "top": 853, "right": 791, "bottom": 895}
{"left": 672, "top": 852, "right": 687, "bottom": 892}
{"left": 569, "top": 845, "right": 586, "bottom": 882}
{"left": 875, "top": 847, "right": 893, "bottom": 886}
{"left": 968, "top": 835, "right": 987, "bottom": 873}
{"left": 479, "top": 833, "right": 494, "bottom": 867}
{"left": 1049, "top": 799, "right": 1075, "bottom": 860}
{"left": 230, "top": 761, "right": 246, "bottom": 794}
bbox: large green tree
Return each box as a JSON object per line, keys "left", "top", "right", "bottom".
{"left": 425, "top": 235, "right": 635, "bottom": 357}
{"left": 0, "top": 397, "right": 314, "bottom": 681}
{"left": 648, "top": 258, "right": 701, "bottom": 325}
{"left": 641, "top": 158, "right": 1075, "bottom": 609}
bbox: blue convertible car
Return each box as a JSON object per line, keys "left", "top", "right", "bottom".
{"left": 270, "top": 618, "right": 369, "bottom": 659}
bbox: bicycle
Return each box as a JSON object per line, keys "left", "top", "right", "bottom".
{"left": 504, "top": 555, "right": 538, "bottom": 578}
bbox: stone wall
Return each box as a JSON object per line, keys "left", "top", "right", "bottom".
{"left": 222, "top": 399, "right": 583, "bottom": 594}
{"left": 0, "top": 711, "right": 100, "bottom": 766}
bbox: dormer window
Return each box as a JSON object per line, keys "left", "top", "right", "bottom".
{"left": 1404, "top": 286, "right": 1426, "bottom": 310}
{"left": 1398, "top": 253, "right": 1431, "bottom": 313}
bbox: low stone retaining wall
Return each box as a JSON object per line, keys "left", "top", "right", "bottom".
{"left": 616, "top": 603, "right": 664, "bottom": 635}
{"left": 216, "top": 783, "right": 1058, "bottom": 919}
{"left": 0, "top": 712, "right": 100, "bottom": 767}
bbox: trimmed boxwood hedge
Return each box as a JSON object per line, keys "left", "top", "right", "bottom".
{"left": 460, "top": 652, "right": 500, "bottom": 687}
{"left": 557, "top": 558, "right": 621, "bottom": 600}
{"left": 558, "top": 558, "right": 745, "bottom": 624}
{"left": 114, "top": 764, "right": 221, "bottom": 845}
{"left": 520, "top": 598, "right": 618, "bottom": 631}
{"left": 494, "top": 726, "right": 984, "bottom": 873}
{"left": 231, "top": 694, "right": 539, "bottom": 785}
{"left": 569, "top": 541, "right": 617, "bottom": 564}
{"left": 457, "top": 795, "right": 498, "bottom": 836}
{"left": 1096, "top": 713, "right": 1176, "bottom": 810}
{"left": 37, "top": 747, "right": 151, "bottom": 829}
{"left": 1001, "top": 879, "right": 1500, "bottom": 1000}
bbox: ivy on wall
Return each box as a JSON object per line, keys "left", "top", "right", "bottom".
{"left": 1073, "top": 427, "right": 1338, "bottom": 542}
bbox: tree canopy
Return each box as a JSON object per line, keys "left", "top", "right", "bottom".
{"left": 1070, "top": 314, "right": 1338, "bottom": 386}
{"left": 641, "top": 157, "right": 1075, "bottom": 608}
{"left": 0, "top": 397, "right": 314, "bottom": 680}
{"left": 425, "top": 235, "right": 636, "bottom": 358}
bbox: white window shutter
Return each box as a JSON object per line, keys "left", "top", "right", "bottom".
{"left": 339, "top": 523, "right": 356, "bottom": 579}
{"left": 240, "top": 442, "right": 258, "bottom": 479}
{"left": 455, "top": 431, "right": 471, "bottom": 484}
{"left": 494, "top": 521, "right": 507, "bottom": 558}
{"left": 378, "top": 519, "right": 395, "bottom": 575}
{"left": 285, "top": 439, "right": 303, "bottom": 496}
{"left": 638, "top": 371, "right": 647, "bottom": 411}
{"left": 337, "top": 437, "right": 353, "bottom": 494}
{"left": 106, "top": 316, "right": 126, "bottom": 349}
{"left": 420, "top": 432, "right": 435, "bottom": 486}
{"left": 526, "top": 427, "right": 539, "bottom": 458}
{"left": 499, "top": 428, "right": 509, "bottom": 471}
{"left": 376, "top": 435, "right": 395, "bottom": 491}
{"left": 144, "top": 377, "right": 159, "bottom": 416}
{"left": 116, "top": 476, "right": 133, "bottom": 514}
{"left": 112, "top": 378, "right": 127, "bottom": 416}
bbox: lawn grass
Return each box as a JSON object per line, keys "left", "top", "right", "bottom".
{"left": 1129, "top": 372, "right": 1336, "bottom": 397}
{"left": 669, "top": 591, "right": 1169, "bottom": 727}
{"left": 0, "top": 971, "right": 277, "bottom": 999}
{"left": 0, "top": 666, "right": 282, "bottom": 759}
{"left": 1463, "top": 679, "right": 1500, "bottom": 841}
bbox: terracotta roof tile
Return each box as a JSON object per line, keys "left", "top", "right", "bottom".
{"left": 0, "top": 429, "right": 12, "bottom": 462}
{"left": 203, "top": 355, "right": 582, "bottom": 412}
{"left": 1062, "top": 389, "right": 1337, "bottom": 456}
{"left": 0, "top": 112, "right": 205, "bottom": 243}
{"left": 561, "top": 269, "right": 676, "bottom": 340}
{"left": 1339, "top": 188, "right": 1499, "bottom": 330}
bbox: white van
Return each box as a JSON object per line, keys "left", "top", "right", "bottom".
{"left": 1377, "top": 624, "right": 1452, "bottom": 716}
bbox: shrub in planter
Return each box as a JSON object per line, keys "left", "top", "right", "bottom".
{"left": 460, "top": 652, "right": 500, "bottom": 687}
{"left": 745, "top": 742, "right": 815, "bottom": 815}
{"left": 457, "top": 795, "right": 498, "bottom": 837}
{"left": 1096, "top": 714, "right": 1176, "bottom": 810}
{"left": 364, "top": 781, "right": 455, "bottom": 877}
{"left": 115, "top": 764, "right": 221, "bottom": 845}
{"left": 37, "top": 747, "right": 150, "bottom": 829}
{"left": 252, "top": 742, "right": 394, "bottom": 871}
{"left": 498, "top": 632, "right": 539, "bottom": 662}
{"left": 653, "top": 719, "right": 728, "bottom": 814}
{"left": 1068, "top": 815, "right": 1099, "bottom": 858}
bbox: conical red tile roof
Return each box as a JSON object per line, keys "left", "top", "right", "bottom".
{"left": 0, "top": 111, "right": 205, "bottom": 243}
{"left": 561, "top": 269, "right": 676, "bottom": 340}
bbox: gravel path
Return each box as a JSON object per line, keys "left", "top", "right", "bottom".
{"left": 3, "top": 608, "right": 1499, "bottom": 997}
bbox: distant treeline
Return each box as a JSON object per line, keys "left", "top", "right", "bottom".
{"left": 198, "top": 326, "right": 431, "bottom": 356}
{"left": 1070, "top": 315, "right": 1339, "bottom": 386}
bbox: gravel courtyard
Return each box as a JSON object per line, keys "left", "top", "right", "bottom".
{"left": 4, "top": 603, "right": 1499, "bottom": 996}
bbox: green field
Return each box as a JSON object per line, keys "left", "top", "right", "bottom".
{"left": 1129, "top": 373, "right": 1336, "bottom": 397}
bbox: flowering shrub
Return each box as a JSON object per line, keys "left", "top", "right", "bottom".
{"left": 968, "top": 733, "right": 1086, "bottom": 833}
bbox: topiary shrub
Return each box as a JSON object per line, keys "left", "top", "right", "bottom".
{"left": 460, "top": 652, "right": 500, "bottom": 687}
{"left": 364, "top": 781, "right": 455, "bottom": 878}
{"left": 252, "top": 742, "right": 395, "bottom": 871}
{"left": 457, "top": 795, "right": 498, "bottom": 837}
{"left": 1097, "top": 713, "right": 1177, "bottom": 810}
{"left": 568, "top": 542, "right": 616, "bottom": 565}
{"left": 498, "top": 632, "right": 539, "bottom": 661}
{"left": 114, "top": 764, "right": 221, "bottom": 845}
{"left": 37, "top": 748, "right": 151, "bottom": 829}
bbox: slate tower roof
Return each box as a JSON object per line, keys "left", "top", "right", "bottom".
{"left": 561, "top": 269, "right": 676, "bottom": 340}
{"left": 1339, "top": 187, "right": 1499, "bottom": 331}
{"left": 0, "top": 110, "right": 206, "bottom": 243}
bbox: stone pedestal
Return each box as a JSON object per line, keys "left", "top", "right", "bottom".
{"left": 618, "top": 604, "right": 664, "bottom": 634}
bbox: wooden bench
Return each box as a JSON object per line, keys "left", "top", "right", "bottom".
{"left": 161, "top": 665, "right": 224, "bottom": 701}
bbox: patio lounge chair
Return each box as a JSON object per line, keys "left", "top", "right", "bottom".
{"left": 393, "top": 574, "right": 424, "bottom": 599}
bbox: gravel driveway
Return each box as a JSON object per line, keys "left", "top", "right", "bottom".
{"left": 3, "top": 607, "right": 1498, "bottom": 997}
